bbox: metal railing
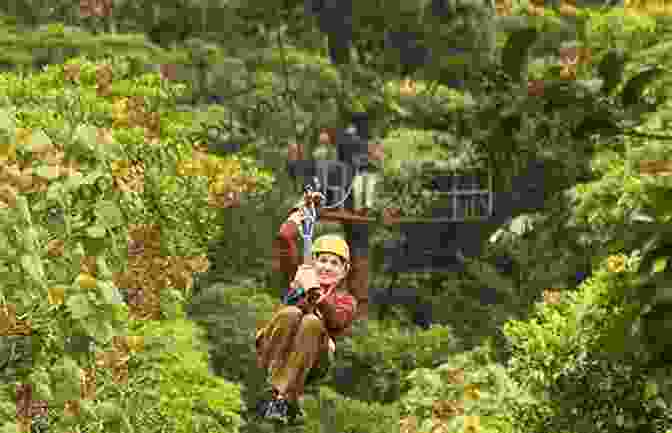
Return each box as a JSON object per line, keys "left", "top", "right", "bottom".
{"left": 304, "top": 159, "right": 494, "bottom": 223}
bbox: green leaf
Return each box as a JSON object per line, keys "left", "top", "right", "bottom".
{"left": 94, "top": 200, "right": 124, "bottom": 228}
{"left": 33, "top": 164, "right": 60, "bottom": 180}
{"left": 644, "top": 380, "right": 659, "bottom": 400}
{"left": 502, "top": 28, "right": 538, "bottom": 83}
{"left": 494, "top": 16, "right": 534, "bottom": 32}
{"left": 31, "top": 369, "right": 53, "bottom": 402}
{"left": 50, "top": 356, "right": 81, "bottom": 405}
{"left": 81, "top": 317, "right": 114, "bottom": 343}
{"left": 97, "top": 401, "right": 124, "bottom": 421}
{"left": 98, "top": 281, "right": 123, "bottom": 305}
{"left": 24, "top": 129, "right": 53, "bottom": 152}
{"left": 20, "top": 254, "right": 44, "bottom": 283}
{"left": 537, "top": 81, "right": 578, "bottom": 109}
{"left": 96, "top": 255, "right": 114, "bottom": 281}
{"left": 63, "top": 172, "right": 85, "bottom": 192}
{"left": 597, "top": 48, "right": 626, "bottom": 95}
{"left": 21, "top": 227, "right": 38, "bottom": 251}
{"left": 66, "top": 294, "right": 94, "bottom": 320}
{"left": 615, "top": 414, "right": 624, "bottom": 427}
{"left": 46, "top": 182, "right": 64, "bottom": 201}
{"left": 70, "top": 242, "right": 85, "bottom": 275}
{"left": 621, "top": 66, "right": 665, "bottom": 107}
{"left": 0, "top": 231, "right": 10, "bottom": 255}
{"left": 653, "top": 257, "right": 668, "bottom": 274}
{"left": 0, "top": 422, "right": 19, "bottom": 433}
{"left": 86, "top": 225, "right": 107, "bottom": 238}
{"left": 0, "top": 108, "right": 16, "bottom": 131}
{"left": 652, "top": 286, "right": 672, "bottom": 304}
{"left": 73, "top": 124, "right": 97, "bottom": 153}
{"left": 82, "top": 169, "right": 104, "bottom": 185}
{"left": 16, "top": 195, "right": 31, "bottom": 224}
{"left": 576, "top": 79, "right": 604, "bottom": 94}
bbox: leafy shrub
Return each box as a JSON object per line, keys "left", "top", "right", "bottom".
{"left": 399, "top": 343, "right": 530, "bottom": 433}
{"left": 327, "top": 319, "right": 461, "bottom": 403}
{"left": 187, "top": 283, "right": 276, "bottom": 380}
{"left": 186, "top": 283, "right": 278, "bottom": 422}
{"left": 503, "top": 266, "right": 672, "bottom": 433}
{"left": 125, "top": 310, "right": 244, "bottom": 433}
{"left": 300, "top": 386, "right": 400, "bottom": 433}
{"left": 0, "top": 55, "right": 274, "bottom": 432}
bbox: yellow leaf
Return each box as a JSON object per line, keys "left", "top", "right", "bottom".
{"left": 211, "top": 180, "right": 229, "bottom": 195}
{"left": 607, "top": 254, "right": 627, "bottom": 274}
{"left": 559, "top": 2, "right": 577, "bottom": 15}
{"left": 0, "top": 184, "right": 18, "bottom": 207}
{"left": 111, "top": 160, "right": 131, "bottom": 178}
{"left": 444, "top": 368, "right": 465, "bottom": 384}
{"left": 464, "top": 415, "right": 480, "bottom": 433}
{"left": 15, "top": 128, "right": 31, "bottom": 146}
{"left": 76, "top": 273, "right": 98, "bottom": 290}
{"left": 47, "top": 239, "right": 66, "bottom": 257}
{"left": 464, "top": 384, "right": 481, "bottom": 401}
{"left": 126, "top": 335, "right": 144, "bottom": 352}
{"left": 0, "top": 141, "right": 16, "bottom": 161}
{"left": 431, "top": 419, "right": 450, "bottom": 433}
{"left": 400, "top": 416, "right": 418, "bottom": 433}
{"left": 48, "top": 286, "right": 65, "bottom": 305}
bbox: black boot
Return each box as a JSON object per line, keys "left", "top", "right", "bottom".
{"left": 255, "top": 388, "right": 279, "bottom": 419}
{"left": 264, "top": 398, "right": 290, "bottom": 423}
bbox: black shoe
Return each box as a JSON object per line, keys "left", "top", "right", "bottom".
{"left": 254, "top": 388, "right": 279, "bottom": 418}
{"left": 262, "top": 397, "right": 290, "bottom": 423}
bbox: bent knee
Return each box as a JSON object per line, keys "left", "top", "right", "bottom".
{"left": 300, "top": 313, "right": 324, "bottom": 331}
{"left": 277, "top": 305, "right": 303, "bottom": 319}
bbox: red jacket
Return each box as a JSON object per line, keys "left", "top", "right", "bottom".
{"left": 272, "top": 220, "right": 357, "bottom": 337}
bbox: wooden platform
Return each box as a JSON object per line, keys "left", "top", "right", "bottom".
{"left": 318, "top": 209, "right": 490, "bottom": 225}
{"left": 319, "top": 208, "right": 375, "bottom": 223}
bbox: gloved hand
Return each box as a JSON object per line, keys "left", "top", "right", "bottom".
{"left": 290, "top": 265, "right": 322, "bottom": 313}
{"left": 288, "top": 191, "right": 325, "bottom": 218}
{"left": 292, "top": 265, "right": 320, "bottom": 292}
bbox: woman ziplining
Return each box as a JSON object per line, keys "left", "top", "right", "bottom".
{"left": 255, "top": 186, "right": 358, "bottom": 425}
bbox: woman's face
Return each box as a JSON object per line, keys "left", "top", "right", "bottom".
{"left": 315, "top": 253, "right": 348, "bottom": 287}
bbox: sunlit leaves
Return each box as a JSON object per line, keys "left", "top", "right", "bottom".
{"left": 527, "top": 0, "right": 546, "bottom": 16}
{"left": 543, "top": 287, "right": 562, "bottom": 304}
{"left": 495, "top": 0, "right": 513, "bottom": 16}
{"left": 48, "top": 286, "right": 66, "bottom": 306}
{"left": 464, "top": 415, "right": 480, "bottom": 433}
{"left": 624, "top": 0, "right": 672, "bottom": 15}
{"left": 432, "top": 398, "right": 464, "bottom": 418}
{"left": 110, "top": 159, "right": 145, "bottom": 194}
{"left": 652, "top": 256, "right": 668, "bottom": 273}
{"left": 463, "top": 383, "right": 481, "bottom": 400}
{"left": 607, "top": 254, "right": 627, "bottom": 274}
{"left": 46, "top": 239, "right": 65, "bottom": 257}
{"left": 559, "top": 0, "right": 578, "bottom": 16}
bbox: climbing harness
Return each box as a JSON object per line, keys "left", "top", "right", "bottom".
{"left": 282, "top": 143, "right": 367, "bottom": 306}
{"left": 283, "top": 178, "right": 324, "bottom": 305}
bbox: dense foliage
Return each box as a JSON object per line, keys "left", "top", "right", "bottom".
{"left": 0, "top": 1, "right": 672, "bottom": 433}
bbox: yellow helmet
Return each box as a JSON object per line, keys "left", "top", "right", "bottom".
{"left": 313, "top": 235, "right": 350, "bottom": 265}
